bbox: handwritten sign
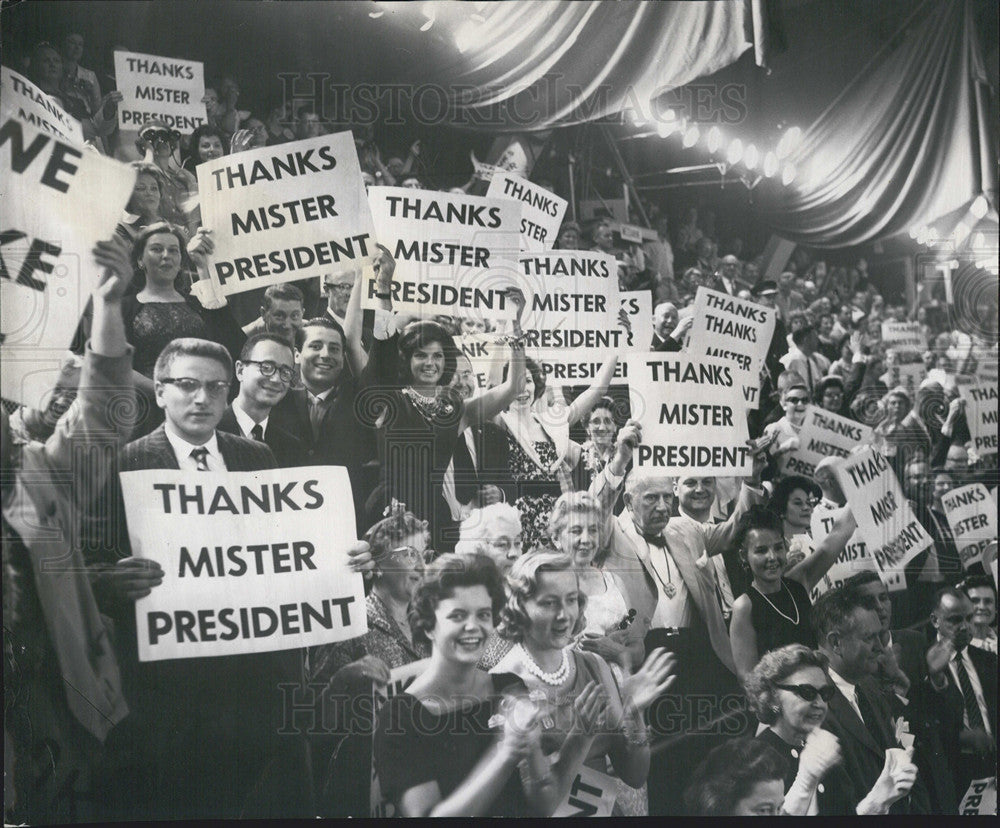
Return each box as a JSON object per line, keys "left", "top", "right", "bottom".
{"left": 1, "top": 116, "right": 135, "bottom": 406}
{"left": 121, "top": 466, "right": 365, "bottom": 661}
{"left": 626, "top": 353, "right": 751, "bottom": 476}
{"left": 113, "top": 50, "right": 207, "bottom": 133}
{"left": 809, "top": 501, "right": 903, "bottom": 599}
{"left": 834, "top": 448, "right": 932, "bottom": 583}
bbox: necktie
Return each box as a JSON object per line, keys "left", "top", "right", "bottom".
{"left": 954, "top": 653, "right": 989, "bottom": 733}
{"left": 309, "top": 394, "right": 326, "bottom": 440}
{"left": 854, "top": 687, "right": 887, "bottom": 750}
{"left": 250, "top": 423, "right": 264, "bottom": 442}
{"left": 190, "top": 446, "right": 209, "bottom": 471}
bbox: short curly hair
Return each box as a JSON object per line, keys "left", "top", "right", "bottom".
{"left": 497, "top": 551, "right": 587, "bottom": 642}
{"left": 363, "top": 506, "right": 429, "bottom": 563}
{"left": 397, "top": 321, "right": 458, "bottom": 387}
{"left": 683, "top": 737, "right": 789, "bottom": 816}
{"left": 454, "top": 503, "right": 522, "bottom": 557}
{"left": 767, "top": 475, "right": 821, "bottom": 521}
{"left": 547, "top": 492, "right": 608, "bottom": 565}
{"left": 503, "top": 356, "right": 546, "bottom": 401}
{"left": 743, "top": 644, "right": 830, "bottom": 725}
{"left": 408, "top": 553, "right": 505, "bottom": 649}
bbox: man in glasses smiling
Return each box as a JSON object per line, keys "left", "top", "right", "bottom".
{"left": 218, "top": 332, "right": 306, "bottom": 467}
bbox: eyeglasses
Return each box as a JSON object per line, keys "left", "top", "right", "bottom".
{"left": 389, "top": 545, "right": 430, "bottom": 564}
{"left": 775, "top": 683, "right": 836, "bottom": 702}
{"left": 325, "top": 282, "right": 353, "bottom": 293}
{"left": 785, "top": 396, "right": 809, "bottom": 405}
{"left": 241, "top": 360, "right": 295, "bottom": 384}
{"left": 159, "top": 377, "right": 231, "bottom": 398}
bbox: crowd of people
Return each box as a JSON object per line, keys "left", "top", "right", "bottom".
{"left": 3, "top": 29, "right": 998, "bottom": 822}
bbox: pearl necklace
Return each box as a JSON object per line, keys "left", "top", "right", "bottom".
{"left": 751, "top": 580, "right": 800, "bottom": 625}
{"left": 516, "top": 644, "right": 570, "bottom": 686}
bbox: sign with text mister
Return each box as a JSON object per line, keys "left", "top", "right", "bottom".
{"left": 364, "top": 187, "right": 522, "bottom": 321}
{"left": 486, "top": 171, "right": 567, "bottom": 252}
{"left": 833, "top": 447, "right": 933, "bottom": 584}
{"left": 687, "top": 287, "right": 776, "bottom": 410}
{"left": 1, "top": 67, "right": 84, "bottom": 145}
{"left": 197, "top": 131, "right": 376, "bottom": 298}
{"left": 941, "top": 483, "right": 998, "bottom": 570}
{"left": 113, "top": 50, "right": 207, "bottom": 133}
{"left": 120, "top": 466, "right": 366, "bottom": 661}
{"left": 1, "top": 116, "right": 136, "bottom": 406}
{"left": 624, "top": 353, "right": 751, "bottom": 477}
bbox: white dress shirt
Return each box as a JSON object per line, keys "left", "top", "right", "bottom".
{"left": 828, "top": 665, "right": 864, "bottom": 722}
{"left": 232, "top": 401, "right": 268, "bottom": 440}
{"left": 943, "top": 640, "right": 993, "bottom": 734}
{"left": 163, "top": 422, "right": 227, "bottom": 471}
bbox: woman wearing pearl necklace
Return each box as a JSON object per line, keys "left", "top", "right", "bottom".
{"left": 491, "top": 552, "right": 677, "bottom": 815}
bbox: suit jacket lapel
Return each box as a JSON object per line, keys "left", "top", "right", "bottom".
{"left": 146, "top": 425, "right": 181, "bottom": 470}
{"left": 829, "top": 685, "right": 882, "bottom": 756}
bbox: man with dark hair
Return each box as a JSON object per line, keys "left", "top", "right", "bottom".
{"left": 813, "top": 587, "right": 930, "bottom": 813}
{"left": 218, "top": 333, "right": 305, "bottom": 467}
{"left": 784, "top": 322, "right": 831, "bottom": 397}
{"left": 926, "top": 586, "right": 997, "bottom": 800}
{"left": 241, "top": 282, "right": 305, "bottom": 342}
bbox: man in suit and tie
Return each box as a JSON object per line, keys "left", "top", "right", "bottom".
{"left": 925, "top": 587, "right": 997, "bottom": 802}
{"left": 814, "top": 587, "right": 930, "bottom": 813}
{"left": 218, "top": 332, "right": 306, "bottom": 467}
{"left": 240, "top": 282, "right": 306, "bottom": 342}
{"left": 270, "top": 317, "right": 375, "bottom": 524}
{"left": 651, "top": 302, "right": 683, "bottom": 352}
{"left": 589, "top": 440, "right": 768, "bottom": 814}
{"left": 104, "top": 337, "right": 372, "bottom": 820}
{"left": 711, "top": 254, "right": 746, "bottom": 296}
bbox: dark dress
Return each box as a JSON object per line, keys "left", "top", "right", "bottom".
{"left": 373, "top": 673, "right": 530, "bottom": 817}
{"left": 505, "top": 435, "right": 564, "bottom": 553}
{"left": 747, "top": 578, "right": 816, "bottom": 656}
{"left": 756, "top": 726, "right": 860, "bottom": 815}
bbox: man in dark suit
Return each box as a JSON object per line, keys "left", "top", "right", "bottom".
{"left": 814, "top": 587, "right": 931, "bottom": 813}
{"left": 925, "top": 587, "right": 997, "bottom": 802}
{"left": 218, "top": 332, "right": 306, "bottom": 467}
{"left": 270, "top": 317, "right": 375, "bottom": 524}
{"left": 651, "top": 301, "right": 684, "bottom": 351}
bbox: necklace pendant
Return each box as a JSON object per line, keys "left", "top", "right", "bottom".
{"left": 663, "top": 582, "right": 677, "bottom": 599}
{"left": 542, "top": 714, "right": 554, "bottom": 729}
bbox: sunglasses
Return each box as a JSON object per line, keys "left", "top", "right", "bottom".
{"left": 775, "top": 683, "right": 836, "bottom": 702}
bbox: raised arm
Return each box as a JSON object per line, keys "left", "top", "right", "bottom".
{"left": 343, "top": 264, "right": 369, "bottom": 378}
{"left": 701, "top": 436, "right": 771, "bottom": 556}
{"left": 730, "top": 593, "right": 759, "bottom": 682}
{"left": 461, "top": 289, "right": 526, "bottom": 429}
{"left": 785, "top": 506, "right": 857, "bottom": 592}
{"left": 566, "top": 354, "right": 618, "bottom": 427}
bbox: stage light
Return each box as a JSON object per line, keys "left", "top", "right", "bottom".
{"left": 763, "top": 151, "right": 778, "bottom": 177}
{"left": 368, "top": 6, "right": 384, "bottom": 18}
{"left": 915, "top": 226, "right": 929, "bottom": 245}
{"left": 706, "top": 126, "right": 722, "bottom": 154}
{"left": 682, "top": 124, "right": 700, "bottom": 147}
{"left": 777, "top": 126, "right": 802, "bottom": 159}
{"left": 908, "top": 227, "right": 919, "bottom": 238}
{"left": 970, "top": 194, "right": 989, "bottom": 219}
{"left": 657, "top": 119, "right": 678, "bottom": 138}
{"left": 455, "top": 21, "right": 480, "bottom": 53}
{"left": 781, "top": 164, "right": 796, "bottom": 186}
{"left": 420, "top": 3, "right": 436, "bottom": 31}
{"left": 744, "top": 144, "right": 759, "bottom": 170}
{"left": 726, "top": 139, "right": 744, "bottom": 165}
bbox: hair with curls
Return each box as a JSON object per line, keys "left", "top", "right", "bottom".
{"left": 503, "top": 355, "right": 545, "bottom": 401}
{"left": 131, "top": 221, "right": 191, "bottom": 277}
{"left": 732, "top": 505, "right": 786, "bottom": 562}
{"left": 187, "top": 124, "right": 227, "bottom": 164}
{"left": 397, "top": 321, "right": 458, "bottom": 387}
{"left": 767, "top": 475, "right": 821, "bottom": 521}
{"left": 743, "top": 644, "right": 830, "bottom": 725}
{"left": 960, "top": 573, "right": 997, "bottom": 600}
{"left": 408, "top": 553, "right": 505, "bottom": 649}
{"left": 262, "top": 282, "right": 304, "bottom": 310}
{"left": 547, "top": 492, "right": 608, "bottom": 565}
{"left": 498, "top": 551, "right": 588, "bottom": 643}
{"left": 582, "top": 396, "right": 618, "bottom": 429}
{"left": 454, "top": 503, "right": 522, "bottom": 555}
{"left": 683, "top": 737, "right": 789, "bottom": 816}
{"left": 363, "top": 503, "right": 428, "bottom": 563}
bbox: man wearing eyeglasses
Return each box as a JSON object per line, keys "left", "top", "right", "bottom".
{"left": 763, "top": 379, "right": 810, "bottom": 463}
{"left": 218, "top": 333, "right": 306, "bottom": 467}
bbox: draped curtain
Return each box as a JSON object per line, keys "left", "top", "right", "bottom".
{"left": 422, "top": 0, "right": 761, "bottom": 131}
{"left": 761, "top": 0, "right": 998, "bottom": 248}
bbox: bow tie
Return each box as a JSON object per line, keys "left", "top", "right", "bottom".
{"left": 641, "top": 531, "right": 666, "bottom": 547}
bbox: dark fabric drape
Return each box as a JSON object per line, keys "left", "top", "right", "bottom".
{"left": 430, "top": 0, "right": 760, "bottom": 131}
{"left": 761, "top": 0, "right": 998, "bottom": 247}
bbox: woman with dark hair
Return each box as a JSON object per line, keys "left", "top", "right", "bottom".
{"left": 683, "top": 737, "right": 789, "bottom": 816}
{"left": 359, "top": 249, "right": 527, "bottom": 540}
{"left": 962, "top": 574, "right": 998, "bottom": 653}
{"left": 729, "top": 505, "right": 856, "bottom": 681}
{"left": 134, "top": 121, "right": 199, "bottom": 233}
{"left": 491, "top": 551, "right": 676, "bottom": 817}
{"left": 308, "top": 503, "right": 431, "bottom": 817}
{"left": 182, "top": 124, "right": 226, "bottom": 174}
{"left": 746, "top": 644, "right": 918, "bottom": 814}
{"left": 373, "top": 553, "right": 557, "bottom": 817}
{"left": 769, "top": 474, "right": 824, "bottom": 567}
{"left": 578, "top": 396, "right": 620, "bottom": 487}
{"left": 494, "top": 352, "right": 619, "bottom": 553}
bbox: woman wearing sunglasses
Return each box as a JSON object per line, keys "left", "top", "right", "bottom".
{"left": 746, "top": 644, "right": 916, "bottom": 814}
{"left": 308, "top": 502, "right": 431, "bottom": 816}
{"left": 730, "top": 505, "right": 856, "bottom": 681}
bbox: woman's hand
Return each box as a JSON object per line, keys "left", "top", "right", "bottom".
{"left": 798, "top": 728, "right": 842, "bottom": 780}
{"left": 863, "top": 748, "right": 918, "bottom": 812}
{"left": 92, "top": 236, "right": 134, "bottom": 302}
{"left": 372, "top": 243, "right": 396, "bottom": 292}
{"left": 107, "top": 557, "right": 165, "bottom": 601}
{"left": 579, "top": 631, "right": 627, "bottom": 664}
{"left": 230, "top": 129, "right": 254, "bottom": 154}
{"left": 186, "top": 227, "right": 215, "bottom": 269}
{"left": 347, "top": 540, "right": 376, "bottom": 575}
{"left": 621, "top": 648, "right": 677, "bottom": 713}
{"left": 497, "top": 695, "right": 541, "bottom": 764}
{"left": 329, "top": 655, "right": 391, "bottom": 695}
{"left": 99, "top": 90, "right": 124, "bottom": 118}
{"left": 571, "top": 680, "right": 609, "bottom": 737}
